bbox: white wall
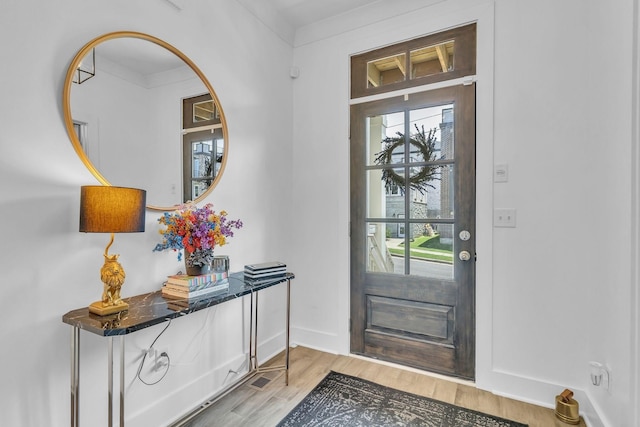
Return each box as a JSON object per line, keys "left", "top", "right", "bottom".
{"left": 0, "top": 0, "right": 637, "bottom": 426}
{"left": 0, "top": 0, "right": 293, "bottom": 426}
{"left": 583, "top": 2, "right": 636, "bottom": 425}
{"left": 289, "top": 0, "right": 637, "bottom": 426}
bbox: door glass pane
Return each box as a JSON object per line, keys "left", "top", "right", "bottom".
{"left": 192, "top": 180, "right": 209, "bottom": 199}
{"left": 366, "top": 112, "right": 404, "bottom": 165}
{"left": 367, "top": 168, "right": 405, "bottom": 218}
{"left": 190, "top": 138, "right": 214, "bottom": 200}
{"left": 367, "top": 221, "right": 455, "bottom": 278}
{"left": 410, "top": 164, "right": 454, "bottom": 219}
{"left": 366, "top": 222, "right": 404, "bottom": 274}
{"left": 367, "top": 53, "right": 406, "bottom": 88}
{"left": 410, "top": 40, "right": 455, "bottom": 79}
{"left": 408, "top": 223, "right": 454, "bottom": 279}
{"left": 409, "top": 104, "right": 454, "bottom": 162}
{"left": 192, "top": 139, "right": 213, "bottom": 178}
{"left": 214, "top": 138, "right": 224, "bottom": 175}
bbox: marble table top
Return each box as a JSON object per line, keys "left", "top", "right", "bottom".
{"left": 62, "top": 272, "right": 294, "bottom": 336}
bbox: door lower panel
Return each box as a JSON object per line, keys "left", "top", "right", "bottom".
{"left": 364, "top": 329, "right": 456, "bottom": 374}
{"left": 367, "top": 295, "right": 454, "bottom": 342}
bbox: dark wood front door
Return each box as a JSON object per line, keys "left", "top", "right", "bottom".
{"left": 350, "top": 84, "right": 476, "bottom": 379}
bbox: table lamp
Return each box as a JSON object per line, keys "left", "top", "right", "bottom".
{"left": 80, "top": 185, "right": 146, "bottom": 316}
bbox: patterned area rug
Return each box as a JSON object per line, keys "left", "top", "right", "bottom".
{"left": 277, "top": 371, "right": 528, "bottom": 427}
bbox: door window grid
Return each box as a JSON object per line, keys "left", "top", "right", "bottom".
{"left": 365, "top": 104, "right": 455, "bottom": 277}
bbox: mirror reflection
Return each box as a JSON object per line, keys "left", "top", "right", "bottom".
{"left": 193, "top": 100, "right": 215, "bottom": 122}
{"left": 63, "top": 32, "right": 227, "bottom": 210}
{"left": 182, "top": 93, "right": 224, "bottom": 201}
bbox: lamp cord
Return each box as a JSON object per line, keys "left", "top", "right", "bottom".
{"left": 136, "top": 319, "right": 172, "bottom": 385}
{"left": 136, "top": 275, "right": 249, "bottom": 384}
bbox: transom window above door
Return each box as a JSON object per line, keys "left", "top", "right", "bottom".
{"left": 366, "top": 40, "right": 455, "bottom": 89}
{"left": 351, "top": 23, "right": 476, "bottom": 99}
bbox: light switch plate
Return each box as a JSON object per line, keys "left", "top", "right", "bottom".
{"left": 494, "top": 164, "right": 508, "bottom": 182}
{"left": 494, "top": 208, "right": 516, "bottom": 227}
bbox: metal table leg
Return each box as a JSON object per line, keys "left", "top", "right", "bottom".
{"left": 252, "top": 278, "right": 291, "bottom": 384}
{"left": 249, "top": 291, "right": 255, "bottom": 371}
{"left": 120, "top": 336, "right": 125, "bottom": 427}
{"left": 71, "top": 328, "right": 80, "bottom": 427}
{"left": 254, "top": 291, "right": 259, "bottom": 370}
{"left": 108, "top": 337, "right": 113, "bottom": 427}
{"left": 107, "top": 336, "right": 126, "bottom": 427}
{"left": 68, "top": 328, "right": 123, "bottom": 427}
{"left": 285, "top": 278, "right": 290, "bottom": 385}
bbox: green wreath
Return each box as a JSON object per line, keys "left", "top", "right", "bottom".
{"left": 374, "top": 124, "right": 439, "bottom": 195}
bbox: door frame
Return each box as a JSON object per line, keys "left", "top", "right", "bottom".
{"left": 337, "top": 7, "right": 494, "bottom": 388}
{"left": 349, "top": 84, "right": 476, "bottom": 378}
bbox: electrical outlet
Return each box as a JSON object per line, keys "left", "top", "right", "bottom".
{"left": 494, "top": 208, "right": 516, "bottom": 227}
{"left": 145, "top": 348, "right": 156, "bottom": 359}
{"left": 589, "top": 361, "right": 611, "bottom": 391}
{"left": 154, "top": 349, "right": 169, "bottom": 370}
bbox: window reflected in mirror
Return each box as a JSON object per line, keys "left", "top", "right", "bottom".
{"left": 187, "top": 137, "right": 224, "bottom": 201}
{"left": 193, "top": 100, "right": 216, "bottom": 122}
{"left": 73, "top": 121, "right": 89, "bottom": 152}
{"left": 183, "top": 93, "right": 224, "bottom": 202}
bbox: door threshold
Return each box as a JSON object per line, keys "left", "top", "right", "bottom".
{"left": 348, "top": 353, "right": 476, "bottom": 388}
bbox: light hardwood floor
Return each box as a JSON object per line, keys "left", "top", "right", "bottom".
{"left": 181, "top": 346, "right": 585, "bottom": 427}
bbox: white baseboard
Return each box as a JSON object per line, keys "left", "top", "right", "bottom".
{"left": 290, "top": 325, "right": 340, "bottom": 352}
{"left": 487, "top": 369, "right": 603, "bottom": 427}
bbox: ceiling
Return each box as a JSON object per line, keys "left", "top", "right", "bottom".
{"left": 93, "top": 0, "right": 440, "bottom": 77}
{"left": 158, "top": 0, "right": 446, "bottom": 46}
{"left": 164, "top": 0, "right": 383, "bottom": 31}
{"left": 258, "top": 0, "right": 383, "bottom": 29}
{"left": 235, "top": 0, "right": 444, "bottom": 46}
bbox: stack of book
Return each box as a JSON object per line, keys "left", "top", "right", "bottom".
{"left": 161, "top": 271, "right": 229, "bottom": 300}
{"left": 244, "top": 261, "right": 287, "bottom": 282}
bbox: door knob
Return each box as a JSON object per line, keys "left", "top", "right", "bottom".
{"left": 459, "top": 250, "right": 471, "bottom": 261}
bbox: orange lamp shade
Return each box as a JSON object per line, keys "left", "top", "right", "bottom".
{"left": 79, "top": 186, "right": 146, "bottom": 233}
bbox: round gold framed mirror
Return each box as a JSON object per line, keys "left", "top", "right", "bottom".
{"left": 63, "top": 31, "right": 228, "bottom": 211}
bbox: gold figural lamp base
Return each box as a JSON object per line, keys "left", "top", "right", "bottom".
{"left": 89, "top": 300, "right": 129, "bottom": 316}
{"left": 79, "top": 186, "right": 146, "bottom": 317}
{"left": 88, "top": 233, "right": 130, "bottom": 316}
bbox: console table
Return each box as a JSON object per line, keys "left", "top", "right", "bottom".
{"left": 62, "top": 271, "right": 294, "bottom": 427}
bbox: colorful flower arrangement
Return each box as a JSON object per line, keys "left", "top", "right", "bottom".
{"left": 153, "top": 203, "right": 243, "bottom": 266}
